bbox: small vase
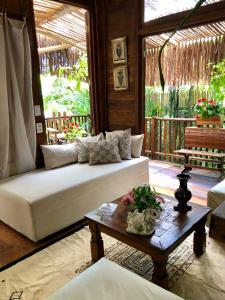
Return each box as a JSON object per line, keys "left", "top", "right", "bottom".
{"left": 174, "top": 173, "right": 192, "bottom": 213}
{"left": 126, "top": 208, "right": 159, "bottom": 236}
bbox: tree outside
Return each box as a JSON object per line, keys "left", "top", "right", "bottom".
{"left": 41, "top": 54, "right": 90, "bottom": 118}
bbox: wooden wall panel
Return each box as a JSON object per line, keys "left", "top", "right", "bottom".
{"left": 106, "top": 0, "right": 141, "bottom": 134}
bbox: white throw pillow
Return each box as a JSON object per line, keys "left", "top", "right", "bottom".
{"left": 131, "top": 134, "right": 144, "bottom": 158}
{"left": 41, "top": 144, "right": 78, "bottom": 170}
{"left": 76, "top": 133, "right": 104, "bottom": 163}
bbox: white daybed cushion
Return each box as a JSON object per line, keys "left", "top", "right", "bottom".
{"left": 46, "top": 258, "right": 183, "bottom": 300}
{"left": 0, "top": 157, "right": 149, "bottom": 241}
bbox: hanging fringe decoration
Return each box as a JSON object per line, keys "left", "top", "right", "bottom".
{"left": 146, "top": 35, "right": 225, "bottom": 87}
{"left": 37, "top": 34, "right": 86, "bottom": 75}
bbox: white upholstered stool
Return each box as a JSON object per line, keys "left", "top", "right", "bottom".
{"left": 46, "top": 258, "right": 183, "bottom": 300}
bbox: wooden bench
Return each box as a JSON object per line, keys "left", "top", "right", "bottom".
{"left": 174, "top": 127, "right": 225, "bottom": 179}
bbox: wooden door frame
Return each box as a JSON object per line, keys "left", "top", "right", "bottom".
{"left": 37, "top": 0, "right": 107, "bottom": 134}
{"left": 138, "top": 0, "right": 225, "bottom": 134}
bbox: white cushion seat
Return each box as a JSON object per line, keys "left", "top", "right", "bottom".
{"left": 0, "top": 157, "right": 149, "bottom": 241}
{"left": 46, "top": 258, "right": 183, "bottom": 300}
{"left": 207, "top": 179, "right": 225, "bottom": 211}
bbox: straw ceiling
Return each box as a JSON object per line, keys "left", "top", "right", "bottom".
{"left": 33, "top": 0, "right": 87, "bottom": 51}
{"left": 33, "top": 0, "right": 225, "bottom": 51}
{"left": 146, "top": 21, "right": 225, "bottom": 48}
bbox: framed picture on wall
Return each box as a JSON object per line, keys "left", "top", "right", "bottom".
{"left": 111, "top": 37, "right": 127, "bottom": 64}
{"left": 113, "top": 65, "right": 128, "bottom": 91}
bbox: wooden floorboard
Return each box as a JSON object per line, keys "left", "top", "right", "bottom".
{"left": 0, "top": 220, "right": 85, "bottom": 271}
{"left": 149, "top": 160, "right": 218, "bottom": 205}
{"left": 0, "top": 160, "right": 218, "bottom": 271}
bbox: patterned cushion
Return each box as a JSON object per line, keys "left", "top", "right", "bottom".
{"left": 88, "top": 139, "right": 121, "bottom": 165}
{"left": 106, "top": 129, "right": 131, "bottom": 160}
{"left": 76, "top": 133, "right": 104, "bottom": 163}
{"left": 131, "top": 134, "right": 144, "bottom": 157}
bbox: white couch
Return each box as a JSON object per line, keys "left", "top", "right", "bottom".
{"left": 46, "top": 258, "right": 183, "bottom": 300}
{"left": 0, "top": 157, "right": 149, "bottom": 242}
{"left": 207, "top": 179, "right": 225, "bottom": 211}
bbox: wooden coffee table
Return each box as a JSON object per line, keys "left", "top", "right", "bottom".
{"left": 85, "top": 197, "right": 211, "bottom": 289}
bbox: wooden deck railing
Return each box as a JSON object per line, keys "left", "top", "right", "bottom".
{"left": 145, "top": 117, "right": 196, "bottom": 161}
{"left": 45, "top": 112, "right": 91, "bottom": 133}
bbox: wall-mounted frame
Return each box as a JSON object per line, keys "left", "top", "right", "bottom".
{"left": 111, "top": 37, "right": 127, "bottom": 64}
{"left": 113, "top": 65, "right": 128, "bottom": 91}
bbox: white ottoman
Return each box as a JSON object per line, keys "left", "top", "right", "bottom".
{"left": 207, "top": 179, "right": 225, "bottom": 211}
{"left": 46, "top": 258, "right": 183, "bottom": 300}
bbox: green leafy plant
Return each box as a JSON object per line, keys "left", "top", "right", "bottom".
{"left": 122, "top": 184, "right": 164, "bottom": 213}
{"left": 58, "top": 54, "right": 89, "bottom": 91}
{"left": 193, "top": 98, "right": 223, "bottom": 118}
{"left": 145, "top": 86, "right": 163, "bottom": 116}
{"left": 41, "top": 54, "right": 90, "bottom": 117}
{"left": 65, "top": 123, "right": 87, "bottom": 141}
{"left": 209, "top": 59, "right": 225, "bottom": 101}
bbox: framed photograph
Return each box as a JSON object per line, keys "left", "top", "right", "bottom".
{"left": 111, "top": 37, "right": 127, "bottom": 64}
{"left": 113, "top": 65, "right": 128, "bottom": 91}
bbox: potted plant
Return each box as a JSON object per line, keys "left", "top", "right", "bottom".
{"left": 193, "top": 98, "right": 224, "bottom": 126}
{"left": 65, "top": 123, "right": 88, "bottom": 142}
{"left": 122, "top": 184, "right": 164, "bottom": 236}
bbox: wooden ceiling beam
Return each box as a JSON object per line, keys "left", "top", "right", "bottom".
{"left": 139, "top": 2, "right": 225, "bottom": 37}
{"left": 36, "top": 28, "right": 74, "bottom": 45}
{"left": 38, "top": 43, "right": 71, "bottom": 54}
{"left": 36, "top": 29, "right": 86, "bottom": 51}
{"left": 36, "top": 5, "right": 70, "bottom": 26}
{"left": 54, "top": 0, "right": 93, "bottom": 10}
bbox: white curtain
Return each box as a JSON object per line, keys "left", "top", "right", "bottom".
{"left": 0, "top": 14, "right": 36, "bottom": 178}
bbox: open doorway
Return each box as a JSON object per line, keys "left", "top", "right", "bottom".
{"left": 144, "top": 20, "right": 225, "bottom": 161}
{"left": 33, "top": 0, "right": 91, "bottom": 144}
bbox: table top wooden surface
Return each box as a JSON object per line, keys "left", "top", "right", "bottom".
{"left": 85, "top": 197, "right": 211, "bottom": 256}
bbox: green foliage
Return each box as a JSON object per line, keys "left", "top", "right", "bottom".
{"left": 145, "top": 84, "right": 217, "bottom": 118}
{"left": 65, "top": 125, "right": 87, "bottom": 141}
{"left": 193, "top": 98, "right": 223, "bottom": 118}
{"left": 41, "top": 54, "right": 90, "bottom": 117}
{"left": 58, "top": 54, "right": 89, "bottom": 91}
{"left": 209, "top": 59, "right": 225, "bottom": 101}
{"left": 145, "top": 87, "right": 163, "bottom": 116}
{"left": 129, "top": 184, "right": 163, "bottom": 213}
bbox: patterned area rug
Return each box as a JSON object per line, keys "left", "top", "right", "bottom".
{"left": 75, "top": 234, "right": 195, "bottom": 290}
{"left": 1, "top": 226, "right": 225, "bottom": 300}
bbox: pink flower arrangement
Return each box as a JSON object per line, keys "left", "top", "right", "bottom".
{"left": 122, "top": 191, "right": 135, "bottom": 205}
{"left": 122, "top": 184, "right": 164, "bottom": 213}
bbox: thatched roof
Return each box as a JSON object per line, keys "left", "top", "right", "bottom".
{"left": 33, "top": 0, "right": 87, "bottom": 51}
{"left": 146, "top": 20, "right": 225, "bottom": 48}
